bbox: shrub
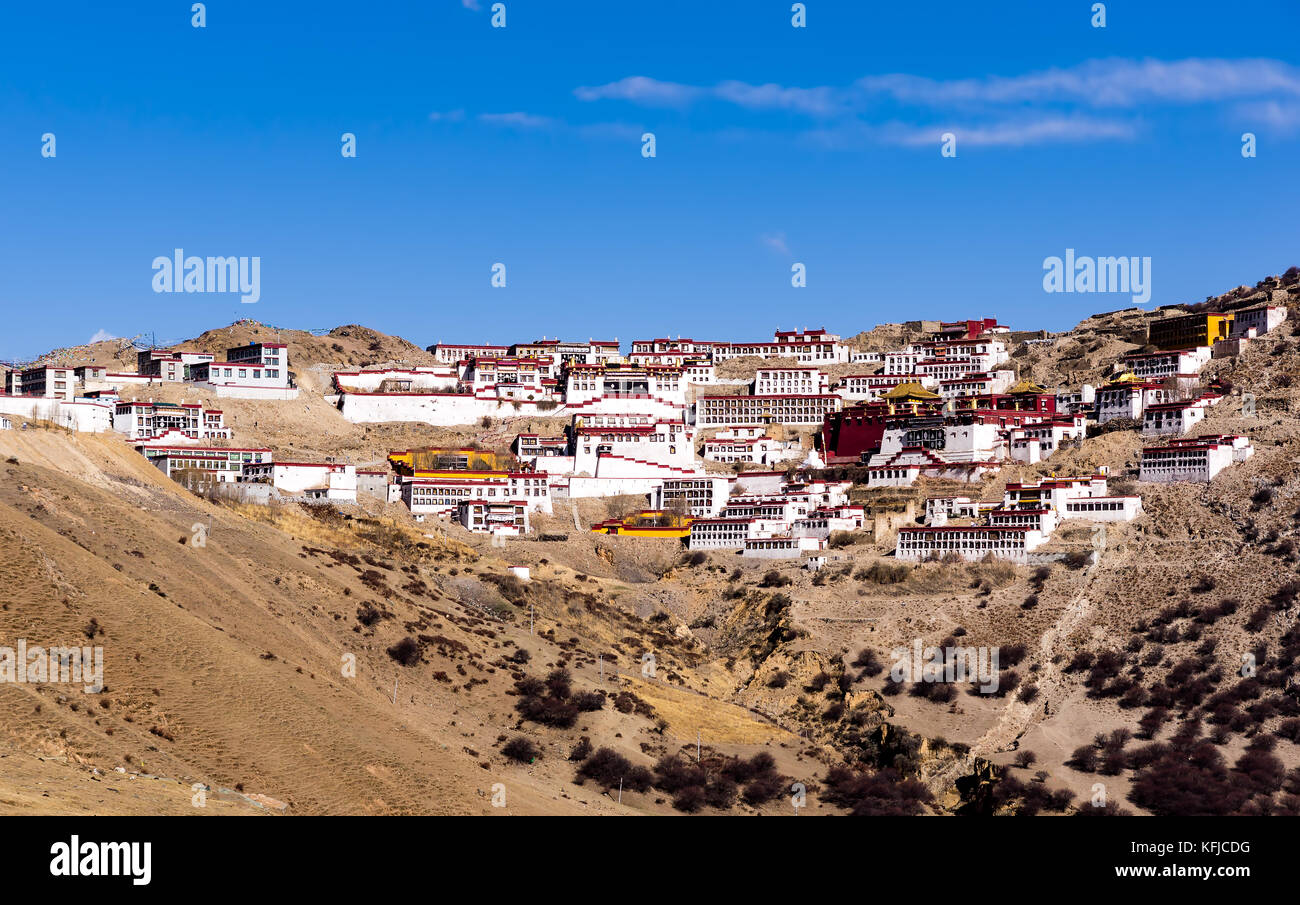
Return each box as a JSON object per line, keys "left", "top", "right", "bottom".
{"left": 760, "top": 570, "right": 792, "bottom": 588}
{"left": 704, "top": 776, "right": 738, "bottom": 809}
{"left": 672, "top": 784, "right": 709, "bottom": 813}
{"left": 741, "top": 771, "right": 786, "bottom": 806}
{"left": 851, "top": 648, "right": 883, "bottom": 676}
{"left": 828, "top": 531, "right": 861, "bottom": 549}
{"left": 502, "top": 737, "right": 540, "bottom": 763}
{"left": 576, "top": 748, "right": 653, "bottom": 792}
{"left": 571, "top": 691, "right": 606, "bottom": 712}
{"left": 766, "top": 670, "right": 791, "bottom": 689}
{"left": 1066, "top": 745, "right": 1098, "bottom": 772}
{"left": 821, "top": 764, "right": 931, "bottom": 816}
{"left": 386, "top": 637, "right": 421, "bottom": 666}
{"left": 859, "top": 563, "right": 909, "bottom": 584}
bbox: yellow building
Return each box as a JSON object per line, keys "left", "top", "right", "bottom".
{"left": 590, "top": 510, "right": 693, "bottom": 538}
{"left": 388, "top": 447, "right": 507, "bottom": 476}
{"left": 1148, "top": 313, "right": 1233, "bottom": 350}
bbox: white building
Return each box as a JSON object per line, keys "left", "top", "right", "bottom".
{"left": 1002, "top": 474, "right": 1142, "bottom": 522}
{"left": 511, "top": 338, "right": 620, "bottom": 368}
{"left": 332, "top": 366, "right": 458, "bottom": 393}
{"left": 1096, "top": 378, "right": 1172, "bottom": 423}
{"left": 753, "top": 367, "right": 828, "bottom": 396}
{"left": 572, "top": 420, "right": 695, "bottom": 476}
{"left": 924, "top": 496, "right": 982, "bottom": 524}
{"left": 695, "top": 393, "right": 842, "bottom": 427}
{"left": 514, "top": 433, "right": 569, "bottom": 462}
{"left": 1141, "top": 394, "right": 1221, "bottom": 436}
{"left": 401, "top": 472, "right": 553, "bottom": 517}
{"left": 630, "top": 337, "right": 721, "bottom": 358}
{"left": 1058, "top": 496, "right": 1144, "bottom": 521}
{"left": 460, "top": 356, "right": 556, "bottom": 401}
{"left": 652, "top": 476, "right": 735, "bottom": 517}
{"left": 426, "top": 342, "right": 510, "bottom": 365}
{"left": 790, "top": 506, "right": 866, "bottom": 538}
{"left": 1119, "top": 347, "right": 1212, "bottom": 379}
{"left": 1139, "top": 435, "right": 1254, "bottom": 483}
{"left": 113, "top": 401, "right": 231, "bottom": 441}
{"left": 137, "top": 349, "right": 215, "bottom": 382}
{"left": 864, "top": 447, "right": 1001, "bottom": 488}
{"left": 701, "top": 434, "right": 802, "bottom": 466}
{"left": 1055, "top": 385, "right": 1096, "bottom": 416}
{"left": 0, "top": 395, "right": 114, "bottom": 432}
{"left": 896, "top": 525, "right": 1045, "bottom": 563}
{"left": 936, "top": 370, "right": 1016, "bottom": 400}
{"left": 242, "top": 461, "right": 358, "bottom": 501}
{"left": 187, "top": 342, "right": 295, "bottom": 398}
{"left": 688, "top": 517, "right": 769, "bottom": 550}
{"left": 742, "top": 535, "right": 826, "bottom": 559}
{"left": 1006, "top": 417, "right": 1088, "bottom": 464}
{"left": 456, "top": 500, "right": 530, "bottom": 536}
{"left": 837, "top": 373, "right": 938, "bottom": 401}
{"left": 563, "top": 363, "right": 686, "bottom": 421}
{"left": 145, "top": 446, "right": 272, "bottom": 482}
{"left": 6, "top": 366, "right": 75, "bottom": 401}
{"left": 714, "top": 328, "right": 850, "bottom": 365}
{"left": 1229, "top": 305, "right": 1288, "bottom": 339}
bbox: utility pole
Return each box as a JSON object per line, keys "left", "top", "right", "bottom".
{"left": 697, "top": 731, "right": 701, "bottom": 763}
{"left": 392, "top": 676, "right": 398, "bottom": 704}
{"left": 618, "top": 778, "right": 623, "bottom": 805}
{"left": 530, "top": 605, "right": 534, "bottom": 635}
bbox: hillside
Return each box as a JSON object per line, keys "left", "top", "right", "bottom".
{"left": 5, "top": 268, "right": 1300, "bottom": 816}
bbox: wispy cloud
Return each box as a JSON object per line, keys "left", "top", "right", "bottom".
{"left": 577, "top": 59, "right": 1300, "bottom": 116}
{"left": 428, "top": 109, "right": 466, "bottom": 122}
{"left": 573, "top": 58, "right": 1300, "bottom": 149}
{"left": 1233, "top": 100, "right": 1300, "bottom": 134}
{"left": 88, "top": 329, "right": 118, "bottom": 343}
{"left": 853, "top": 59, "right": 1300, "bottom": 109}
{"left": 574, "top": 76, "right": 702, "bottom": 107}
{"left": 885, "top": 115, "right": 1138, "bottom": 148}
{"left": 461, "top": 0, "right": 481, "bottom": 10}
{"left": 760, "top": 232, "right": 791, "bottom": 255}
{"left": 478, "top": 112, "right": 557, "bottom": 130}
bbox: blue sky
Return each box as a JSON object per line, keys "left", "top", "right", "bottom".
{"left": 1, "top": 1, "right": 1298, "bottom": 360}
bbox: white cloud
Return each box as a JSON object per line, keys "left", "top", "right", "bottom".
{"left": 855, "top": 58, "right": 1300, "bottom": 109}
{"left": 803, "top": 115, "right": 1138, "bottom": 150}
{"left": 714, "top": 80, "right": 842, "bottom": 116}
{"left": 1234, "top": 100, "right": 1300, "bottom": 134}
{"left": 461, "top": 0, "right": 481, "bottom": 10}
{"left": 428, "top": 109, "right": 466, "bottom": 122}
{"left": 575, "top": 59, "right": 1300, "bottom": 119}
{"left": 88, "top": 329, "right": 118, "bottom": 344}
{"left": 890, "top": 116, "right": 1138, "bottom": 148}
{"left": 478, "top": 112, "right": 556, "bottom": 130}
{"left": 760, "top": 233, "right": 791, "bottom": 255}
{"left": 574, "top": 76, "right": 703, "bottom": 107}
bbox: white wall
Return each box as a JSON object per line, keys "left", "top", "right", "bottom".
{"left": 0, "top": 397, "right": 114, "bottom": 432}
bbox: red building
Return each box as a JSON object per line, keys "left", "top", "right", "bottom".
{"left": 935, "top": 318, "right": 1007, "bottom": 341}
